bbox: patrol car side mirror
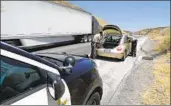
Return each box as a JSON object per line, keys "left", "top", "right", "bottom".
{"left": 48, "top": 73, "right": 65, "bottom": 100}
{"left": 63, "top": 56, "right": 76, "bottom": 66}
{"left": 53, "top": 79, "right": 65, "bottom": 100}
{"left": 60, "top": 56, "right": 76, "bottom": 75}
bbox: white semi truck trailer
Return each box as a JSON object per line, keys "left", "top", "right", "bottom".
{"left": 1, "top": 1, "right": 101, "bottom": 48}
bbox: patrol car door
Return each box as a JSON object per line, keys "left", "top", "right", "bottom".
{"left": 0, "top": 50, "right": 71, "bottom": 105}
{"left": 0, "top": 55, "right": 49, "bottom": 105}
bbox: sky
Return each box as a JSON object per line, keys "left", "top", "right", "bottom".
{"left": 70, "top": 1, "right": 170, "bottom": 31}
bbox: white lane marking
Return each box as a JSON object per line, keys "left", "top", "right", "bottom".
{"left": 1, "top": 49, "right": 60, "bottom": 75}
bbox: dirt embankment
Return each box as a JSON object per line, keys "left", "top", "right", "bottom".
{"left": 135, "top": 26, "right": 170, "bottom": 53}
{"left": 134, "top": 26, "right": 169, "bottom": 36}
{"left": 141, "top": 27, "right": 170, "bottom": 105}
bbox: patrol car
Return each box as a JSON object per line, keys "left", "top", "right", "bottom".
{"left": 0, "top": 41, "right": 103, "bottom": 105}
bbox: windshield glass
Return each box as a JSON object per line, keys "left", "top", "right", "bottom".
{"left": 103, "top": 35, "right": 122, "bottom": 43}
{"left": 101, "top": 34, "right": 122, "bottom": 49}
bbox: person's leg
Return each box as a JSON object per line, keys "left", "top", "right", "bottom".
{"left": 133, "top": 40, "right": 137, "bottom": 57}
{"left": 90, "top": 42, "right": 95, "bottom": 58}
{"left": 91, "top": 42, "right": 97, "bottom": 59}
{"left": 93, "top": 43, "right": 97, "bottom": 58}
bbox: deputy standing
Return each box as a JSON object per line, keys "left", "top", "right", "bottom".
{"left": 132, "top": 38, "right": 137, "bottom": 57}
{"left": 91, "top": 31, "right": 103, "bottom": 59}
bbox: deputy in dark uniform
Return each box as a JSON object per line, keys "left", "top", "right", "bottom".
{"left": 131, "top": 38, "right": 138, "bottom": 57}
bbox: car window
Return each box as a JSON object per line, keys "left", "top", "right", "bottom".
{"left": 103, "top": 35, "right": 121, "bottom": 43}
{"left": 0, "top": 55, "right": 46, "bottom": 104}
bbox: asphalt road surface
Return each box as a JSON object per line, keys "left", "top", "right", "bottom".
{"left": 34, "top": 35, "right": 148, "bottom": 105}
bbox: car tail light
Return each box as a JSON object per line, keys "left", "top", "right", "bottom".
{"left": 116, "top": 47, "right": 122, "bottom": 51}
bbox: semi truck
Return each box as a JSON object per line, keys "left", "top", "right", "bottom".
{"left": 1, "top": 1, "right": 101, "bottom": 49}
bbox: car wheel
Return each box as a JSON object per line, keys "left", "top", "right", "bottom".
{"left": 86, "top": 92, "right": 100, "bottom": 105}
{"left": 88, "top": 35, "right": 92, "bottom": 42}
{"left": 83, "top": 35, "right": 88, "bottom": 43}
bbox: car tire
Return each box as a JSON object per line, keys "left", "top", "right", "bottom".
{"left": 88, "top": 35, "right": 92, "bottom": 42}
{"left": 83, "top": 35, "right": 88, "bottom": 43}
{"left": 86, "top": 92, "right": 100, "bottom": 105}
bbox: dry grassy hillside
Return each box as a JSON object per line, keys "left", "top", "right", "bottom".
{"left": 134, "top": 26, "right": 169, "bottom": 36}
{"left": 135, "top": 26, "right": 170, "bottom": 51}
{"left": 142, "top": 27, "right": 170, "bottom": 105}
{"left": 123, "top": 30, "right": 133, "bottom": 35}
{"left": 142, "top": 52, "right": 170, "bottom": 105}
{"left": 154, "top": 27, "right": 170, "bottom": 51}
{"left": 52, "top": 0, "right": 84, "bottom": 11}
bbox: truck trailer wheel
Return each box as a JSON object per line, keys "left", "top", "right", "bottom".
{"left": 83, "top": 35, "right": 88, "bottom": 43}
{"left": 88, "top": 35, "right": 92, "bottom": 42}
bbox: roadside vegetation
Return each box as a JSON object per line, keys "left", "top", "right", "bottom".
{"left": 142, "top": 27, "right": 170, "bottom": 105}
{"left": 52, "top": 0, "right": 84, "bottom": 11}
{"left": 153, "top": 27, "right": 170, "bottom": 52}
{"left": 135, "top": 26, "right": 170, "bottom": 52}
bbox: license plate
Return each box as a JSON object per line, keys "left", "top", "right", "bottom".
{"left": 104, "top": 49, "right": 111, "bottom": 53}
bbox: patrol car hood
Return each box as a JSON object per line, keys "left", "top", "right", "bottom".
{"left": 35, "top": 52, "right": 87, "bottom": 63}
{"left": 35, "top": 52, "right": 95, "bottom": 84}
